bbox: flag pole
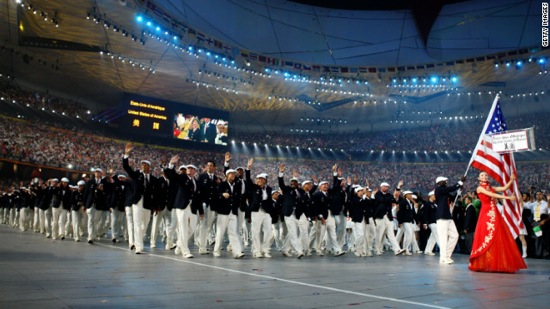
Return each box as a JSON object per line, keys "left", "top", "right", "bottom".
{"left": 454, "top": 94, "right": 501, "bottom": 204}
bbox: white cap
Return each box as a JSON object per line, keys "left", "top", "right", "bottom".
{"left": 186, "top": 164, "right": 198, "bottom": 170}
{"left": 77, "top": 180, "right": 86, "bottom": 186}
{"left": 225, "top": 169, "right": 237, "bottom": 176}
{"left": 20, "top": 187, "right": 27, "bottom": 190}
{"left": 289, "top": 178, "right": 299, "bottom": 183}
{"left": 52, "top": 178, "right": 59, "bottom": 182}
{"left": 236, "top": 166, "right": 245, "bottom": 171}
{"left": 354, "top": 186, "right": 365, "bottom": 193}
{"left": 94, "top": 168, "right": 103, "bottom": 173}
{"left": 380, "top": 182, "right": 390, "bottom": 187}
{"left": 428, "top": 190, "right": 435, "bottom": 196}
{"left": 256, "top": 173, "right": 268, "bottom": 179}
{"left": 61, "top": 177, "right": 70, "bottom": 183}
{"left": 402, "top": 190, "right": 413, "bottom": 196}
{"left": 318, "top": 181, "right": 329, "bottom": 186}
{"left": 178, "top": 165, "right": 187, "bottom": 170}
{"left": 217, "top": 120, "right": 225, "bottom": 126}
{"left": 412, "top": 194, "right": 418, "bottom": 199}
{"left": 436, "top": 176, "right": 448, "bottom": 183}
{"left": 301, "top": 180, "right": 312, "bottom": 186}
{"left": 118, "top": 174, "right": 127, "bottom": 179}
{"left": 141, "top": 160, "right": 151, "bottom": 166}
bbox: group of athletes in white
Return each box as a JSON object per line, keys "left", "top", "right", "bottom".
{"left": 0, "top": 145, "right": 466, "bottom": 264}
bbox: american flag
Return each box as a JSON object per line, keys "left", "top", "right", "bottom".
{"left": 468, "top": 95, "right": 523, "bottom": 238}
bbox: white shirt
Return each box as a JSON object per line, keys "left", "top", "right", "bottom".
{"left": 529, "top": 200, "right": 548, "bottom": 221}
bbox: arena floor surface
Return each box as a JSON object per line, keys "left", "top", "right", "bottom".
{"left": 0, "top": 225, "right": 548, "bottom": 309}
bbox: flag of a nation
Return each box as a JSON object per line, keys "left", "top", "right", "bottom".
{"left": 468, "top": 95, "right": 523, "bottom": 239}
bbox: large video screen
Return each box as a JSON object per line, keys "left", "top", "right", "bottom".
{"left": 173, "top": 114, "right": 229, "bottom": 146}
{"left": 120, "top": 94, "right": 230, "bottom": 148}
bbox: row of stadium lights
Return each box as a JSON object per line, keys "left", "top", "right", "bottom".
{"left": 98, "top": 50, "right": 155, "bottom": 73}
{"left": 17, "top": 0, "right": 59, "bottom": 27}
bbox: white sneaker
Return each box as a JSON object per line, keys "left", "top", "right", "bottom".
{"left": 424, "top": 251, "right": 436, "bottom": 256}
{"left": 184, "top": 253, "right": 194, "bottom": 258}
{"left": 282, "top": 251, "right": 293, "bottom": 257}
{"left": 174, "top": 247, "right": 181, "bottom": 255}
{"left": 213, "top": 252, "right": 221, "bottom": 257}
{"left": 253, "top": 253, "right": 263, "bottom": 258}
{"left": 234, "top": 253, "right": 245, "bottom": 259}
{"left": 263, "top": 252, "right": 272, "bottom": 258}
{"left": 395, "top": 249, "right": 406, "bottom": 256}
{"left": 335, "top": 251, "right": 345, "bottom": 257}
{"left": 404, "top": 251, "right": 412, "bottom": 256}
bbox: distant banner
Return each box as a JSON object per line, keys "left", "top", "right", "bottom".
{"left": 489, "top": 127, "right": 536, "bottom": 153}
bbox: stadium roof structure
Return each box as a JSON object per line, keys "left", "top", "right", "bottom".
{"left": 0, "top": 0, "right": 547, "bottom": 133}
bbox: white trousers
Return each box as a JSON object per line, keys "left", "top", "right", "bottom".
{"left": 176, "top": 206, "right": 197, "bottom": 255}
{"left": 33, "top": 208, "right": 39, "bottom": 232}
{"left": 111, "top": 210, "right": 125, "bottom": 241}
{"left": 72, "top": 209, "right": 83, "bottom": 241}
{"left": 214, "top": 213, "right": 243, "bottom": 256}
{"left": 319, "top": 214, "right": 341, "bottom": 254}
{"left": 436, "top": 219, "right": 458, "bottom": 262}
{"left": 401, "top": 222, "right": 415, "bottom": 252}
{"left": 284, "top": 214, "right": 309, "bottom": 255}
{"left": 335, "top": 212, "right": 348, "bottom": 248}
{"left": 251, "top": 209, "right": 272, "bottom": 255}
{"left": 238, "top": 209, "right": 250, "bottom": 246}
{"left": 51, "top": 207, "right": 67, "bottom": 239}
{"left": 132, "top": 199, "right": 151, "bottom": 253}
{"left": 375, "top": 216, "right": 402, "bottom": 254}
{"left": 97, "top": 210, "right": 110, "bottom": 237}
{"left": 40, "top": 207, "right": 52, "bottom": 236}
{"left": 150, "top": 208, "right": 170, "bottom": 246}
{"left": 86, "top": 206, "right": 99, "bottom": 241}
{"left": 19, "top": 208, "right": 30, "bottom": 231}
{"left": 272, "top": 221, "right": 288, "bottom": 251}
{"left": 125, "top": 206, "right": 135, "bottom": 248}
{"left": 424, "top": 223, "right": 439, "bottom": 253}
{"left": 309, "top": 220, "right": 322, "bottom": 253}
{"left": 199, "top": 205, "right": 217, "bottom": 251}
{"left": 165, "top": 209, "right": 177, "bottom": 249}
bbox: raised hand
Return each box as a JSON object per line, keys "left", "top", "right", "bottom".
{"left": 332, "top": 164, "right": 337, "bottom": 172}
{"left": 124, "top": 143, "right": 133, "bottom": 155}
{"left": 247, "top": 158, "right": 254, "bottom": 169}
{"left": 279, "top": 163, "right": 285, "bottom": 173}
{"left": 292, "top": 168, "right": 299, "bottom": 178}
{"left": 169, "top": 155, "right": 179, "bottom": 165}
{"left": 397, "top": 180, "right": 404, "bottom": 188}
{"left": 225, "top": 152, "right": 231, "bottom": 163}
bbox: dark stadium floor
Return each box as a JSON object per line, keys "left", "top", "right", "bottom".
{"left": 0, "top": 224, "right": 548, "bottom": 309}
